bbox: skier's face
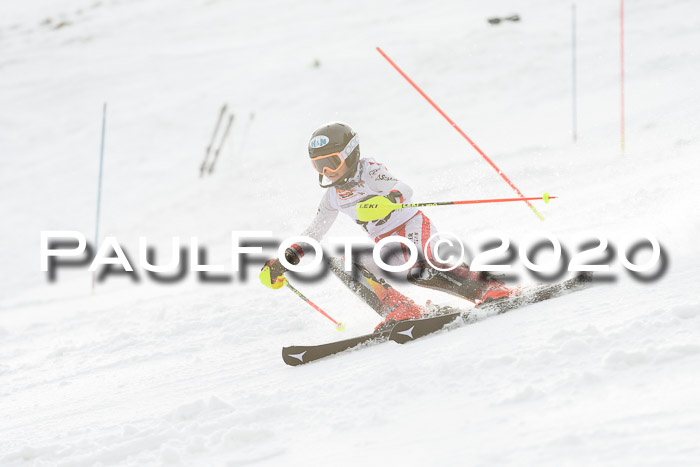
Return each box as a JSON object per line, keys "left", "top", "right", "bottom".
{"left": 324, "top": 162, "right": 349, "bottom": 182}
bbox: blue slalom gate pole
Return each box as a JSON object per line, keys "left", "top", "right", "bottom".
{"left": 572, "top": 3, "right": 577, "bottom": 143}
{"left": 92, "top": 103, "right": 107, "bottom": 293}
{"left": 620, "top": 0, "right": 625, "bottom": 152}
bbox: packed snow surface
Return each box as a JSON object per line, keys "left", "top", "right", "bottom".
{"left": 1, "top": 0, "right": 700, "bottom": 465}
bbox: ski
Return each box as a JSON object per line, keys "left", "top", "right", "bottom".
{"left": 208, "top": 114, "right": 234, "bottom": 174}
{"left": 282, "top": 274, "right": 594, "bottom": 365}
{"left": 282, "top": 329, "right": 392, "bottom": 366}
{"left": 200, "top": 104, "right": 227, "bottom": 177}
{"left": 389, "top": 312, "right": 460, "bottom": 344}
{"left": 281, "top": 257, "right": 408, "bottom": 367}
{"left": 390, "top": 273, "right": 594, "bottom": 344}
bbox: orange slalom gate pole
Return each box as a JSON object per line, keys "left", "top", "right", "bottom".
{"left": 376, "top": 47, "right": 545, "bottom": 221}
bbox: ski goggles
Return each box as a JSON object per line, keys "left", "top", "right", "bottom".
{"left": 310, "top": 135, "right": 359, "bottom": 175}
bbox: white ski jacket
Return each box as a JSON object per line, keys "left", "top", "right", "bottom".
{"left": 300, "top": 158, "right": 418, "bottom": 244}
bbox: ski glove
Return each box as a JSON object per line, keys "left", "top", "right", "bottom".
{"left": 385, "top": 189, "right": 404, "bottom": 204}
{"left": 374, "top": 190, "right": 405, "bottom": 225}
{"left": 259, "top": 247, "right": 302, "bottom": 290}
{"left": 356, "top": 190, "right": 406, "bottom": 223}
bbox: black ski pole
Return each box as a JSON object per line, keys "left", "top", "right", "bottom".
{"left": 200, "top": 104, "right": 227, "bottom": 177}
{"left": 208, "top": 114, "right": 234, "bottom": 174}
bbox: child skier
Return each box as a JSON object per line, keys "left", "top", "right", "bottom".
{"left": 260, "top": 122, "right": 517, "bottom": 330}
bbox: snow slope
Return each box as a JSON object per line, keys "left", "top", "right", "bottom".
{"left": 1, "top": 0, "right": 700, "bottom": 465}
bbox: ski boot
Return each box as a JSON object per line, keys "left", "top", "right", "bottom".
{"left": 373, "top": 286, "right": 427, "bottom": 332}
{"left": 474, "top": 279, "right": 520, "bottom": 306}
{"left": 407, "top": 261, "right": 519, "bottom": 304}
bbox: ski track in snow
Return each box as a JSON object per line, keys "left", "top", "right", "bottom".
{"left": 1, "top": 0, "right": 700, "bottom": 465}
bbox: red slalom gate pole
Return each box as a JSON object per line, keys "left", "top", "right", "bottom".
{"left": 376, "top": 47, "right": 545, "bottom": 221}
{"left": 620, "top": 0, "right": 626, "bottom": 153}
